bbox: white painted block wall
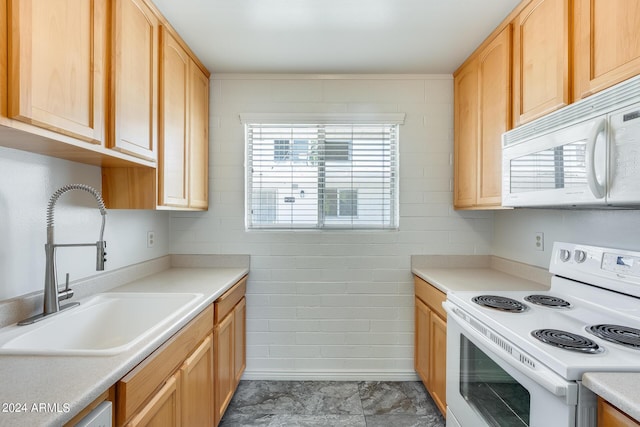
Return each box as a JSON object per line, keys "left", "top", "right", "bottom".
{"left": 493, "top": 209, "right": 640, "bottom": 268}
{"left": 0, "top": 146, "right": 170, "bottom": 302}
{"left": 170, "top": 75, "right": 494, "bottom": 379}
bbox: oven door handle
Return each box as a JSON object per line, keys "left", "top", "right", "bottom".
{"left": 444, "top": 301, "right": 578, "bottom": 403}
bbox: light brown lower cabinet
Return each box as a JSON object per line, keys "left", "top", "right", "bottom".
{"left": 116, "top": 305, "right": 214, "bottom": 427}
{"left": 125, "top": 373, "right": 180, "bottom": 427}
{"left": 598, "top": 397, "right": 640, "bottom": 427}
{"left": 112, "top": 279, "right": 246, "bottom": 427}
{"left": 181, "top": 335, "right": 214, "bottom": 427}
{"left": 68, "top": 275, "right": 247, "bottom": 427}
{"left": 125, "top": 334, "right": 214, "bottom": 427}
{"left": 414, "top": 276, "right": 447, "bottom": 417}
{"left": 214, "top": 277, "right": 247, "bottom": 426}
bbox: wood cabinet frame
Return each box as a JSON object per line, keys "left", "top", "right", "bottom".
{"left": 214, "top": 276, "right": 247, "bottom": 426}
{"left": 598, "top": 397, "right": 640, "bottom": 427}
{"left": 414, "top": 276, "right": 447, "bottom": 417}
{"left": 453, "top": 25, "right": 511, "bottom": 210}
{"left": 7, "top": 0, "right": 107, "bottom": 144}
{"left": 573, "top": 0, "right": 640, "bottom": 100}
{"left": 116, "top": 306, "right": 214, "bottom": 426}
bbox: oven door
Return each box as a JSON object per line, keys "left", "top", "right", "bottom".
{"left": 444, "top": 303, "right": 591, "bottom": 427}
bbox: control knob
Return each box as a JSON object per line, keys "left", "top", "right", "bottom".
{"left": 574, "top": 250, "right": 587, "bottom": 263}
{"left": 559, "top": 249, "right": 571, "bottom": 262}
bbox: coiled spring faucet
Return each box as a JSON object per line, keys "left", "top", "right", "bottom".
{"left": 19, "top": 184, "right": 107, "bottom": 325}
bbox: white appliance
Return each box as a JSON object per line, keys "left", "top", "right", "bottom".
{"left": 444, "top": 242, "right": 640, "bottom": 427}
{"left": 74, "top": 401, "right": 112, "bottom": 427}
{"left": 502, "top": 75, "right": 640, "bottom": 208}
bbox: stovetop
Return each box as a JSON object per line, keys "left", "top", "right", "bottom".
{"left": 446, "top": 242, "right": 640, "bottom": 381}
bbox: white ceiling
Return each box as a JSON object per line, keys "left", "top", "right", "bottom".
{"left": 152, "top": 0, "right": 521, "bottom": 75}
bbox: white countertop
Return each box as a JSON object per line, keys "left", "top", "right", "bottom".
{"left": 411, "top": 255, "right": 551, "bottom": 294}
{"left": 583, "top": 372, "right": 640, "bottom": 422}
{"left": 0, "top": 266, "right": 248, "bottom": 427}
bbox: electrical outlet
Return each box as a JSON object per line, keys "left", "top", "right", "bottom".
{"left": 147, "top": 231, "right": 155, "bottom": 248}
{"left": 534, "top": 232, "right": 544, "bottom": 251}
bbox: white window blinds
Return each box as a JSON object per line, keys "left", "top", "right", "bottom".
{"left": 245, "top": 120, "right": 399, "bottom": 230}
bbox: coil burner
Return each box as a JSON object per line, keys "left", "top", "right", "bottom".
{"left": 472, "top": 295, "right": 528, "bottom": 313}
{"left": 587, "top": 324, "right": 640, "bottom": 350}
{"left": 532, "top": 329, "right": 602, "bottom": 354}
{"left": 524, "top": 294, "right": 571, "bottom": 309}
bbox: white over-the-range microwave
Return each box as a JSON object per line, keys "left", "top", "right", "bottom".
{"left": 502, "top": 75, "right": 640, "bottom": 208}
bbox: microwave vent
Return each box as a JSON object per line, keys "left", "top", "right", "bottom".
{"left": 504, "top": 74, "right": 640, "bottom": 146}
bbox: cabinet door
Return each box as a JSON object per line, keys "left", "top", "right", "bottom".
{"left": 513, "top": 0, "right": 570, "bottom": 125}
{"left": 477, "top": 26, "right": 511, "bottom": 206}
{"left": 188, "top": 61, "right": 210, "bottom": 209}
{"left": 453, "top": 59, "right": 479, "bottom": 208}
{"left": 111, "top": 0, "right": 158, "bottom": 161}
{"left": 429, "top": 313, "right": 447, "bottom": 417}
{"left": 574, "top": 0, "right": 640, "bottom": 99}
{"left": 214, "top": 311, "right": 234, "bottom": 426}
{"left": 126, "top": 373, "right": 181, "bottom": 427}
{"left": 414, "top": 297, "right": 430, "bottom": 386}
{"left": 8, "top": 0, "right": 106, "bottom": 143}
{"left": 233, "top": 297, "right": 246, "bottom": 386}
{"left": 181, "top": 335, "right": 213, "bottom": 427}
{"left": 598, "top": 397, "right": 640, "bottom": 427}
{"left": 159, "top": 27, "right": 189, "bottom": 207}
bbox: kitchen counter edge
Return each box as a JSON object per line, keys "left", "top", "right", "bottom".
{"left": 0, "top": 265, "right": 249, "bottom": 427}
{"left": 583, "top": 372, "right": 640, "bottom": 422}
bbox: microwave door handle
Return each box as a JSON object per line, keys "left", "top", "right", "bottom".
{"left": 586, "top": 118, "right": 606, "bottom": 199}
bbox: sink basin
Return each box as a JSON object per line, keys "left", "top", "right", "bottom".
{"left": 0, "top": 292, "right": 204, "bottom": 356}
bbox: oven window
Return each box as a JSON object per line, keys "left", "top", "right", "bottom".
{"left": 460, "top": 336, "right": 531, "bottom": 426}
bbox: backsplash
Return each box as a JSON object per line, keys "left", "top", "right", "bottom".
{"left": 0, "top": 146, "right": 170, "bottom": 302}
{"left": 493, "top": 209, "right": 640, "bottom": 268}
{"left": 0, "top": 254, "right": 250, "bottom": 328}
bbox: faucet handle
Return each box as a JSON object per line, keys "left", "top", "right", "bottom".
{"left": 58, "top": 273, "right": 74, "bottom": 301}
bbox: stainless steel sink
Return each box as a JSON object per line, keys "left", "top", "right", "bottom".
{"left": 0, "top": 292, "right": 204, "bottom": 356}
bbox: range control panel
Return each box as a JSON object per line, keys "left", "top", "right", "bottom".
{"left": 602, "top": 253, "right": 640, "bottom": 278}
{"left": 550, "top": 242, "right": 640, "bottom": 298}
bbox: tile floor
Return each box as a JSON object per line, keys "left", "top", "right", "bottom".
{"left": 219, "top": 380, "right": 446, "bottom": 427}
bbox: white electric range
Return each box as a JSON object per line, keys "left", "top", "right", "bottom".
{"left": 444, "top": 242, "right": 640, "bottom": 427}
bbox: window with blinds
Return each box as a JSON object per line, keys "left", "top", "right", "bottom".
{"left": 245, "top": 122, "right": 399, "bottom": 229}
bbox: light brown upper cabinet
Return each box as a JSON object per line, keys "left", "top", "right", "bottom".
{"left": 159, "top": 28, "right": 190, "bottom": 208}
{"left": 7, "top": 0, "right": 107, "bottom": 144}
{"left": 158, "top": 27, "right": 209, "bottom": 209}
{"left": 453, "top": 58, "right": 479, "bottom": 209}
{"left": 188, "top": 60, "right": 210, "bottom": 210}
{"left": 574, "top": 0, "right": 640, "bottom": 100}
{"left": 477, "top": 25, "right": 512, "bottom": 206}
{"left": 102, "top": 8, "right": 209, "bottom": 211}
{"left": 513, "top": 0, "right": 571, "bottom": 126}
{"left": 454, "top": 26, "right": 511, "bottom": 210}
{"left": 110, "top": 0, "right": 159, "bottom": 162}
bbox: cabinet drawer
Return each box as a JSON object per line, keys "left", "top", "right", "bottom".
{"left": 116, "top": 304, "right": 213, "bottom": 425}
{"left": 414, "top": 276, "right": 446, "bottom": 319}
{"left": 215, "top": 276, "right": 247, "bottom": 324}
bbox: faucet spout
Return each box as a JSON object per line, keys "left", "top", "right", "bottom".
{"left": 19, "top": 184, "right": 108, "bottom": 325}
